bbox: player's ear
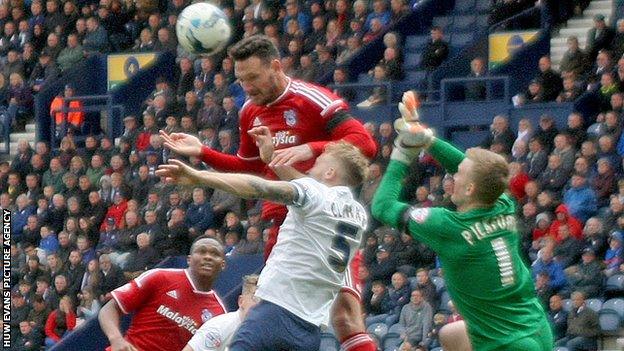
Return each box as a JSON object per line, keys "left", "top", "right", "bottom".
{"left": 237, "top": 295, "right": 243, "bottom": 308}
{"left": 186, "top": 255, "right": 191, "bottom": 266}
{"left": 270, "top": 58, "right": 281, "bottom": 72}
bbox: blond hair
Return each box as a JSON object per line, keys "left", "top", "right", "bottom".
{"left": 324, "top": 141, "right": 370, "bottom": 187}
{"left": 465, "top": 148, "right": 509, "bottom": 205}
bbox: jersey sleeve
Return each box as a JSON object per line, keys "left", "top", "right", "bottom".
{"left": 289, "top": 177, "right": 325, "bottom": 212}
{"left": 235, "top": 108, "right": 260, "bottom": 161}
{"left": 307, "top": 112, "right": 378, "bottom": 159}
{"left": 186, "top": 318, "right": 224, "bottom": 351}
{"left": 110, "top": 269, "right": 161, "bottom": 314}
{"left": 404, "top": 207, "right": 453, "bottom": 252}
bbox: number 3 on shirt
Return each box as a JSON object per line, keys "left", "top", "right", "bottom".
{"left": 329, "top": 222, "right": 359, "bottom": 273}
{"left": 491, "top": 237, "right": 515, "bottom": 287}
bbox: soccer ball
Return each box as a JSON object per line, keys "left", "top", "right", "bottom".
{"left": 176, "top": 3, "right": 232, "bottom": 55}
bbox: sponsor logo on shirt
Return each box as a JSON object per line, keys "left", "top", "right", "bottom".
{"left": 156, "top": 304, "right": 198, "bottom": 334}
{"left": 272, "top": 131, "right": 298, "bottom": 147}
{"left": 252, "top": 117, "right": 262, "bottom": 127}
{"left": 166, "top": 290, "right": 178, "bottom": 299}
{"left": 204, "top": 329, "right": 222, "bottom": 348}
{"left": 409, "top": 208, "right": 430, "bottom": 224}
{"left": 284, "top": 109, "right": 297, "bottom": 126}
{"left": 201, "top": 309, "right": 213, "bottom": 323}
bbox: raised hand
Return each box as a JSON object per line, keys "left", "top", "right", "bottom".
{"left": 110, "top": 337, "right": 139, "bottom": 351}
{"left": 248, "top": 126, "right": 275, "bottom": 164}
{"left": 155, "top": 159, "right": 199, "bottom": 186}
{"left": 269, "top": 144, "right": 314, "bottom": 167}
{"left": 159, "top": 131, "right": 203, "bottom": 157}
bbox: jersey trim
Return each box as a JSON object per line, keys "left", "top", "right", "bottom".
{"left": 325, "top": 110, "right": 352, "bottom": 132}
{"left": 290, "top": 81, "right": 333, "bottom": 109}
{"left": 213, "top": 292, "right": 228, "bottom": 313}
{"left": 111, "top": 291, "right": 130, "bottom": 315}
{"left": 184, "top": 269, "right": 219, "bottom": 296}
{"left": 235, "top": 153, "right": 261, "bottom": 161}
{"left": 400, "top": 206, "right": 413, "bottom": 233}
{"left": 321, "top": 100, "right": 345, "bottom": 118}
{"left": 290, "top": 181, "right": 308, "bottom": 207}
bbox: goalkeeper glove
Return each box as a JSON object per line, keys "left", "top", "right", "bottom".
{"left": 390, "top": 91, "right": 434, "bottom": 165}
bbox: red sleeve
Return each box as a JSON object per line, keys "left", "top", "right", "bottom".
{"left": 308, "top": 117, "right": 378, "bottom": 159}
{"left": 45, "top": 311, "right": 60, "bottom": 341}
{"left": 110, "top": 269, "right": 161, "bottom": 314}
{"left": 199, "top": 145, "right": 266, "bottom": 174}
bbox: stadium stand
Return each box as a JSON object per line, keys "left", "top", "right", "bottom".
{"left": 4, "top": 0, "right": 624, "bottom": 350}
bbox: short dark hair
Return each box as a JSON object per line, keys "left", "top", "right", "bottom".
{"left": 228, "top": 35, "right": 280, "bottom": 63}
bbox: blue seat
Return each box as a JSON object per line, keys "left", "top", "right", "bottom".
{"left": 405, "top": 35, "right": 429, "bottom": 51}
{"left": 453, "top": 0, "right": 476, "bottom": 14}
{"left": 319, "top": 333, "right": 339, "bottom": 351}
{"left": 439, "top": 290, "right": 452, "bottom": 312}
{"left": 432, "top": 16, "right": 453, "bottom": 29}
{"left": 403, "top": 53, "right": 422, "bottom": 70}
{"left": 405, "top": 70, "right": 427, "bottom": 83}
{"left": 476, "top": 15, "right": 489, "bottom": 28}
{"left": 367, "top": 322, "right": 389, "bottom": 340}
{"left": 606, "top": 274, "right": 624, "bottom": 295}
{"left": 387, "top": 323, "right": 405, "bottom": 336}
{"left": 431, "top": 276, "right": 445, "bottom": 294}
{"left": 409, "top": 276, "right": 419, "bottom": 290}
{"left": 554, "top": 347, "right": 569, "bottom": 351}
{"left": 586, "top": 298, "right": 603, "bottom": 312}
{"left": 451, "top": 33, "right": 474, "bottom": 47}
{"left": 599, "top": 298, "right": 624, "bottom": 332}
{"left": 452, "top": 15, "right": 476, "bottom": 31}
{"left": 430, "top": 348, "right": 443, "bottom": 351}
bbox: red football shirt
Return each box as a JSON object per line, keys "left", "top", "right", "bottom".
{"left": 109, "top": 268, "right": 226, "bottom": 351}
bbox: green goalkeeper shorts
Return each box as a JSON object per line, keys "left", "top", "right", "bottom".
{"left": 500, "top": 318, "right": 554, "bottom": 351}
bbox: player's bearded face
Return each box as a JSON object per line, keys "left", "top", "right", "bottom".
{"left": 235, "top": 57, "right": 281, "bottom": 105}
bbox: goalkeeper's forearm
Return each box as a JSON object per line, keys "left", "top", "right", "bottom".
{"left": 427, "top": 137, "right": 466, "bottom": 174}
{"left": 371, "top": 160, "right": 410, "bottom": 229}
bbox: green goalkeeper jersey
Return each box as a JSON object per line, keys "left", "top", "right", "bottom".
{"left": 372, "top": 138, "right": 551, "bottom": 351}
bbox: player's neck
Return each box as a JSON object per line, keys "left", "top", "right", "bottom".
{"left": 187, "top": 269, "right": 214, "bottom": 291}
{"left": 457, "top": 201, "right": 490, "bottom": 213}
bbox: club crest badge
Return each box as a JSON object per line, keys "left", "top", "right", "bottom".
{"left": 201, "top": 309, "right": 213, "bottom": 323}
{"left": 284, "top": 109, "right": 297, "bottom": 126}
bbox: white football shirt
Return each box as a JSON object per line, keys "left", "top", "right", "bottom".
{"left": 255, "top": 177, "right": 368, "bottom": 327}
{"left": 186, "top": 310, "right": 242, "bottom": 351}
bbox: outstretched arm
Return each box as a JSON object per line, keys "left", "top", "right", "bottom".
{"left": 156, "top": 159, "right": 299, "bottom": 205}
{"left": 99, "top": 300, "right": 138, "bottom": 351}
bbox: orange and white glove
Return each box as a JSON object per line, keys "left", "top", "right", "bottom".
{"left": 391, "top": 91, "right": 434, "bottom": 164}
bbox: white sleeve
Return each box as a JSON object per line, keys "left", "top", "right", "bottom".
{"left": 186, "top": 319, "right": 224, "bottom": 351}
{"left": 289, "top": 177, "right": 325, "bottom": 211}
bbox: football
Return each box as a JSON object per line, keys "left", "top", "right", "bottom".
{"left": 176, "top": 3, "right": 232, "bottom": 55}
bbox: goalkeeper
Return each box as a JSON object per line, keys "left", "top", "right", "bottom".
{"left": 371, "top": 92, "right": 553, "bottom": 351}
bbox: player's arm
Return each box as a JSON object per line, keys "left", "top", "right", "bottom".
{"left": 99, "top": 299, "right": 138, "bottom": 351}
{"left": 160, "top": 131, "right": 266, "bottom": 175}
{"left": 156, "top": 160, "right": 301, "bottom": 205}
{"left": 249, "top": 126, "right": 305, "bottom": 181}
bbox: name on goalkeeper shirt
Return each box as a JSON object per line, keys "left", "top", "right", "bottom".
{"left": 460, "top": 214, "right": 517, "bottom": 245}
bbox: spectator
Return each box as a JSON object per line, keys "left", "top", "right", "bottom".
{"left": 563, "top": 173, "right": 597, "bottom": 223}
{"left": 83, "top": 16, "right": 108, "bottom": 54}
{"left": 15, "top": 320, "right": 43, "bottom": 351}
{"left": 123, "top": 232, "right": 160, "bottom": 280}
{"left": 522, "top": 79, "right": 545, "bottom": 104}
{"left": 232, "top": 225, "right": 264, "bottom": 255}
{"left": 7, "top": 73, "right": 33, "bottom": 131}
{"left": 368, "top": 244, "right": 397, "bottom": 284}
{"left": 567, "top": 247, "right": 604, "bottom": 298}
{"left": 557, "top": 291, "right": 600, "bottom": 350}
{"left": 560, "top": 36, "right": 588, "bottom": 77}
{"left": 604, "top": 231, "right": 624, "bottom": 277}
{"left": 414, "top": 268, "right": 438, "bottom": 310}
{"left": 593, "top": 158, "right": 617, "bottom": 207}
{"left": 386, "top": 271, "right": 411, "bottom": 326}
{"left": 564, "top": 113, "right": 587, "bottom": 150}
{"left": 3, "top": 49, "right": 25, "bottom": 79}
{"left": 557, "top": 76, "right": 583, "bottom": 102}
{"left": 532, "top": 247, "right": 567, "bottom": 292}
{"left": 538, "top": 155, "right": 568, "bottom": 193}
{"left": 56, "top": 33, "right": 83, "bottom": 72}
{"left": 357, "top": 64, "right": 388, "bottom": 107}
{"left": 364, "top": 280, "right": 395, "bottom": 326}
{"left": 98, "top": 254, "right": 125, "bottom": 304}
{"left": 44, "top": 295, "right": 76, "bottom": 348}
{"left": 76, "top": 286, "right": 101, "bottom": 321}
{"left": 421, "top": 26, "right": 448, "bottom": 71}
{"left": 464, "top": 57, "right": 487, "bottom": 101}
{"left": 526, "top": 138, "right": 549, "bottom": 179}
{"left": 399, "top": 289, "right": 433, "bottom": 350}
{"left": 480, "top": 115, "right": 515, "bottom": 155}
{"left": 283, "top": 1, "right": 310, "bottom": 35}
{"left": 548, "top": 294, "right": 568, "bottom": 343}
{"left": 365, "top": 0, "right": 391, "bottom": 32}
{"left": 29, "top": 49, "right": 59, "bottom": 93}
{"left": 50, "top": 84, "right": 84, "bottom": 136}
{"left": 332, "top": 67, "right": 356, "bottom": 102}
{"left": 534, "top": 115, "right": 559, "bottom": 152}
{"left": 587, "top": 14, "right": 614, "bottom": 60}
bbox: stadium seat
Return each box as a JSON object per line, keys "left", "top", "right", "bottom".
{"left": 383, "top": 335, "right": 402, "bottom": 351}
{"left": 451, "top": 33, "right": 474, "bottom": 47}
{"left": 585, "top": 298, "right": 603, "bottom": 312}
{"left": 553, "top": 347, "right": 569, "bottom": 351}
{"left": 599, "top": 298, "right": 624, "bottom": 332}
{"left": 476, "top": 15, "right": 489, "bottom": 28}
{"left": 430, "top": 348, "right": 443, "bottom": 351}
{"left": 319, "top": 333, "right": 339, "bottom": 351}
{"left": 387, "top": 323, "right": 406, "bottom": 336}
{"left": 405, "top": 70, "right": 427, "bottom": 83}
{"left": 405, "top": 35, "right": 429, "bottom": 52}
{"left": 452, "top": 15, "right": 476, "bottom": 32}
{"left": 605, "top": 274, "right": 624, "bottom": 296}
{"left": 453, "top": 0, "right": 476, "bottom": 14}
{"left": 562, "top": 299, "right": 573, "bottom": 313}
{"left": 431, "top": 276, "right": 445, "bottom": 294}
{"left": 404, "top": 53, "right": 422, "bottom": 70}
{"left": 367, "top": 322, "right": 389, "bottom": 340}
{"left": 432, "top": 16, "right": 453, "bottom": 30}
